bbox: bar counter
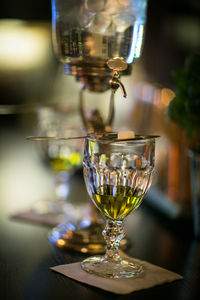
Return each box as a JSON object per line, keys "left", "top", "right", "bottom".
{"left": 0, "top": 117, "right": 199, "bottom": 300}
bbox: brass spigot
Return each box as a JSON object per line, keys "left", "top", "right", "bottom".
{"left": 109, "top": 71, "right": 127, "bottom": 98}
{"left": 107, "top": 57, "right": 128, "bottom": 98}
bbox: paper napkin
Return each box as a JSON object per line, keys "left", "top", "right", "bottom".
{"left": 51, "top": 252, "right": 183, "bottom": 295}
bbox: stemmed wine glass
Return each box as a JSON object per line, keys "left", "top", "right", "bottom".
{"left": 81, "top": 133, "right": 157, "bottom": 278}
{"left": 34, "top": 105, "right": 84, "bottom": 219}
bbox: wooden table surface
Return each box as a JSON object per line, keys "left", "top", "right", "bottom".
{"left": 0, "top": 116, "right": 199, "bottom": 300}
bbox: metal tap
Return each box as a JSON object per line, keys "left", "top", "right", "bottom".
{"left": 109, "top": 71, "right": 127, "bottom": 98}
{"left": 107, "top": 57, "right": 128, "bottom": 98}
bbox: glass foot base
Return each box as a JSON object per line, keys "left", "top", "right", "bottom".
{"left": 49, "top": 221, "right": 130, "bottom": 254}
{"left": 81, "top": 255, "right": 142, "bottom": 278}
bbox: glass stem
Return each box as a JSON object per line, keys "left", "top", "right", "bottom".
{"left": 102, "top": 219, "right": 125, "bottom": 261}
{"left": 55, "top": 171, "right": 70, "bottom": 200}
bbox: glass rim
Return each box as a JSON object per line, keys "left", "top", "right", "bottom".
{"left": 86, "top": 132, "right": 159, "bottom": 143}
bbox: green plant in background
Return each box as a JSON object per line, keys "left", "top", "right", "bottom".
{"left": 168, "top": 53, "right": 200, "bottom": 151}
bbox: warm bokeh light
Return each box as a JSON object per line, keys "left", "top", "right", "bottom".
{"left": 160, "top": 88, "right": 176, "bottom": 108}
{"left": 80, "top": 248, "right": 88, "bottom": 253}
{"left": 0, "top": 20, "right": 50, "bottom": 71}
{"left": 56, "top": 239, "right": 66, "bottom": 247}
{"left": 134, "top": 82, "right": 175, "bottom": 108}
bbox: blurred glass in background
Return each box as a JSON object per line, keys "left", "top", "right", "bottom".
{"left": 33, "top": 105, "right": 85, "bottom": 219}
